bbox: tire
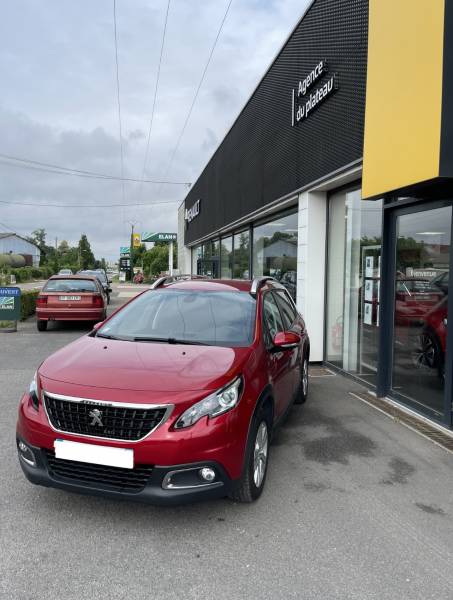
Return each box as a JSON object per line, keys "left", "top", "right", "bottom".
{"left": 412, "top": 329, "right": 444, "bottom": 381}
{"left": 294, "top": 355, "right": 309, "bottom": 404}
{"left": 37, "top": 320, "right": 47, "bottom": 332}
{"left": 229, "top": 407, "right": 271, "bottom": 503}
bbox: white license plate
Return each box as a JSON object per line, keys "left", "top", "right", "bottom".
{"left": 59, "top": 295, "right": 81, "bottom": 301}
{"left": 54, "top": 439, "right": 133, "bottom": 469}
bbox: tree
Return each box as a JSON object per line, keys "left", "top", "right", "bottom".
{"left": 78, "top": 234, "right": 95, "bottom": 270}
{"left": 142, "top": 244, "right": 175, "bottom": 277}
{"left": 27, "top": 229, "right": 48, "bottom": 266}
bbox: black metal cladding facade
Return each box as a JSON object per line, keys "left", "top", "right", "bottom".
{"left": 184, "top": 0, "right": 368, "bottom": 245}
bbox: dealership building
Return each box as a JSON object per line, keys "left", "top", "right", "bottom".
{"left": 178, "top": 0, "right": 453, "bottom": 429}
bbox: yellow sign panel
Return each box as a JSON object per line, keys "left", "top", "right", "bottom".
{"left": 132, "top": 233, "right": 141, "bottom": 248}
{"left": 362, "top": 0, "right": 446, "bottom": 200}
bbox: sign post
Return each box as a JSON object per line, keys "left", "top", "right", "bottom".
{"left": 0, "top": 286, "right": 21, "bottom": 332}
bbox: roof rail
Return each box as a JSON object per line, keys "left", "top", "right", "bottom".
{"left": 150, "top": 274, "right": 209, "bottom": 289}
{"left": 250, "top": 276, "right": 277, "bottom": 297}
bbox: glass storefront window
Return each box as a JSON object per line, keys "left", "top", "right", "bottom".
{"left": 199, "top": 240, "right": 220, "bottom": 277}
{"left": 392, "top": 205, "right": 451, "bottom": 418}
{"left": 192, "top": 245, "right": 203, "bottom": 275}
{"left": 233, "top": 231, "right": 250, "bottom": 279}
{"left": 220, "top": 236, "right": 232, "bottom": 279}
{"left": 326, "top": 188, "right": 383, "bottom": 385}
{"left": 252, "top": 212, "right": 298, "bottom": 300}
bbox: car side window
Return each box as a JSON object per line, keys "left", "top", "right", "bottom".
{"left": 263, "top": 292, "right": 285, "bottom": 344}
{"left": 274, "top": 290, "right": 298, "bottom": 329}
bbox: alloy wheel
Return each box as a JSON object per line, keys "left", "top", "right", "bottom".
{"left": 302, "top": 359, "right": 308, "bottom": 396}
{"left": 253, "top": 421, "right": 268, "bottom": 488}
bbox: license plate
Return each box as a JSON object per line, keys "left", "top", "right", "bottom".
{"left": 59, "top": 295, "right": 81, "bottom": 301}
{"left": 54, "top": 439, "right": 133, "bottom": 469}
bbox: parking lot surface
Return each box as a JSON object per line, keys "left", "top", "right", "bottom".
{"left": 2, "top": 283, "right": 453, "bottom": 600}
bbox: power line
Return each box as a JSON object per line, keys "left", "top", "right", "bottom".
{"left": 113, "top": 0, "right": 126, "bottom": 206}
{"left": 0, "top": 198, "right": 179, "bottom": 209}
{"left": 0, "top": 154, "right": 190, "bottom": 184}
{"left": 158, "top": 0, "right": 233, "bottom": 193}
{"left": 139, "top": 0, "right": 171, "bottom": 193}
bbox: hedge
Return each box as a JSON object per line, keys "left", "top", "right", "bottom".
{"left": 0, "top": 265, "right": 55, "bottom": 284}
{"left": 20, "top": 290, "right": 40, "bottom": 320}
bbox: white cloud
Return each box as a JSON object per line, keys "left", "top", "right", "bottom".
{"left": 0, "top": 0, "right": 310, "bottom": 261}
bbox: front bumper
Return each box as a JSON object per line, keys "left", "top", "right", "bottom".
{"left": 17, "top": 437, "right": 234, "bottom": 506}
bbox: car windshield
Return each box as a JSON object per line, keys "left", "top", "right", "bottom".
{"left": 44, "top": 279, "right": 97, "bottom": 292}
{"left": 98, "top": 289, "right": 256, "bottom": 347}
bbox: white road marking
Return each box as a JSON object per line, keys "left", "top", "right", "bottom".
{"left": 117, "top": 291, "right": 142, "bottom": 298}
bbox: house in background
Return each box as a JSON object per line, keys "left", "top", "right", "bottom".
{"left": 0, "top": 233, "right": 40, "bottom": 266}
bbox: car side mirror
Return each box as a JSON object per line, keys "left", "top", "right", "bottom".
{"left": 107, "top": 288, "right": 112, "bottom": 293}
{"left": 108, "top": 279, "right": 113, "bottom": 284}
{"left": 273, "top": 331, "right": 301, "bottom": 350}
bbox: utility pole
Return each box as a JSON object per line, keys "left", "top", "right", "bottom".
{"left": 126, "top": 221, "right": 138, "bottom": 282}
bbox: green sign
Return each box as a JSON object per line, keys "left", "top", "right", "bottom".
{"left": 0, "top": 287, "right": 21, "bottom": 321}
{"left": 120, "top": 246, "right": 130, "bottom": 255}
{"left": 141, "top": 232, "right": 177, "bottom": 243}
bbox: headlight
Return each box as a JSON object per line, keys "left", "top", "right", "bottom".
{"left": 175, "top": 377, "right": 242, "bottom": 429}
{"left": 29, "top": 372, "right": 39, "bottom": 410}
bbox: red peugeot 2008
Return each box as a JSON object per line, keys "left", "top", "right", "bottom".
{"left": 17, "top": 277, "right": 310, "bottom": 504}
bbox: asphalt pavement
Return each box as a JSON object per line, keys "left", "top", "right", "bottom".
{"left": 2, "top": 283, "right": 453, "bottom": 600}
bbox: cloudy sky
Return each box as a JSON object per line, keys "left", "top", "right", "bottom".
{"left": 0, "top": 0, "right": 309, "bottom": 261}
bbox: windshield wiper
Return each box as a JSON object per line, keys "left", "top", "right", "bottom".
{"left": 133, "top": 336, "right": 211, "bottom": 346}
{"left": 96, "top": 332, "right": 121, "bottom": 340}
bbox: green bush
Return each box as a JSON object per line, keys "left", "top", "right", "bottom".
{"left": 20, "top": 290, "right": 39, "bottom": 320}
{"left": 6, "top": 265, "right": 56, "bottom": 283}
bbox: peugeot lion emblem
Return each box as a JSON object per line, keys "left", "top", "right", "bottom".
{"left": 89, "top": 408, "right": 103, "bottom": 427}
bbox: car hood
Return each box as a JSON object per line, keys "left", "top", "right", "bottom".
{"left": 39, "top": 335, "right": 251, "bottom": 393}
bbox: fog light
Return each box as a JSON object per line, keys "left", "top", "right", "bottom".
{"left": 17, "top": 440, "right": 36, "bottom": 467}
{"left": 199, "top": 467, "right": 216, "bottom": 482}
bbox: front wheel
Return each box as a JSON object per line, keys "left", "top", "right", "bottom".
{"left": 229, "top": 411, "right": 270, "bottom": 503}
{"left": 294, "top": 356, "right": 309, "bottom": 404}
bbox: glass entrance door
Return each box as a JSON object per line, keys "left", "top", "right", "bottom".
{"left": 392, "top": 205, "right": 451, "bottom": 418}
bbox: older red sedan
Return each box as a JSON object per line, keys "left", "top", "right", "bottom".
{"left": 36, "top": 275, "right": 107, "bottom": 331}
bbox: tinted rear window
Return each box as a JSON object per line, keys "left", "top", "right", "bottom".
{"left": 98, "top": 289, "right": 256, "bottom": 347}
{"left": 44, "top": 279, "right": 97, "bottom": 292}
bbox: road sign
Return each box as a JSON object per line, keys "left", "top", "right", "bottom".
{"left": 141, "top": 232, "right": 177, "bottom": 243}
{"left": 132, "top": 233, "right": 141, "bottom": 248}
{"left": 0, "top": 287, "right": 21, "bottom": 322}
{"left": 120, "top": 246, "right": 130, "bottom": 255}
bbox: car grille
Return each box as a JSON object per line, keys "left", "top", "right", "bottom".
{"left": 45, "top": 450, "right": 153, "bottom": 492}
{"left": 43, "top": 394, "right": 168, "bottom": 441}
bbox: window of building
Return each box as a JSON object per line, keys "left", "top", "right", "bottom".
{"left": 192, "top": 245, "right": 203, "bottom": 275}
{"left": 233, "top": 230, "right": 250, "bottom": 279}
{"left": 220, "top": 236, "right": 233, "bottom": 279}
{"left": 326, "top": 187, "right": 383, "bottom": 386}
{"left": 252, "top": 211, "right": 298, "bottom": 300}
{"left": 392, "top": 205, "right": 450, "bottom": 418}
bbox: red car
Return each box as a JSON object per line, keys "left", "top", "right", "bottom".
{"left": 17, "top": 277, "right": 310, "bottom": 504}
{"left": 412, "top": 295, "right": 448, "bottom": 381}
{"left": 36, "top": 275, "right": 108, "bottom": 331}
